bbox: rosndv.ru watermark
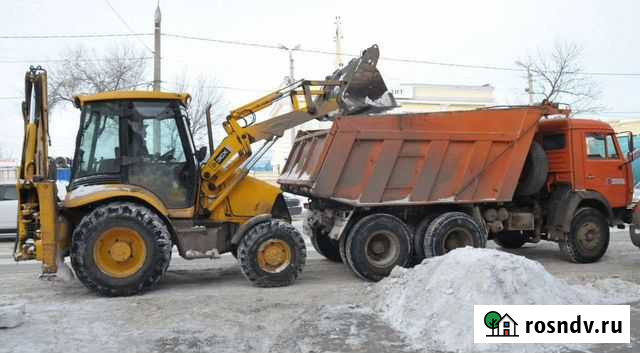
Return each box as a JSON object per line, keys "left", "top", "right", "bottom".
{"left": 525, "top": 314, "right": 623, "bottom": 335}
{"left": 474, "top": 305, "right": 630, "bottom": 344}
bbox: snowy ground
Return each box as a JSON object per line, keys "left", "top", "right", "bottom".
{"left": 0, "top": 222, "right": 639, "bottom": 353}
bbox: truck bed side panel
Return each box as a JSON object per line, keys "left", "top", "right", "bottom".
{"left": 279, "top": 107, "right": 549, "bottom": 206}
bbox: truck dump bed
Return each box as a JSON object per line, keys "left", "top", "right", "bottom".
{"left": 278, "top": 106, "right": 559, "bottom": 206}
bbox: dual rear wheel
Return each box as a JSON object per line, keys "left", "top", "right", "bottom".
{"left": 331, "top": 211, "right": 487, "bottom": 281}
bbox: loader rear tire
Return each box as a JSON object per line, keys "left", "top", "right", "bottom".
{"left": 344, "top": 214, "right": 412, "bottom": 282}
{"left": 559, "top": 207, "right": 609, "bottom": 263}
{"left": 515, "top": 142, "right": 548, "bottom": 196}
{"left": 70, "top": 202, "right": 172, "bottom": 297}
{"left": 310, "top": 228, "right": 342, "bottom": 262}
{"left": 237, "top": 219, "right": 306, "bottom": 287}
{"left": 424, "top": 212, "right": 486, "bottom": 257}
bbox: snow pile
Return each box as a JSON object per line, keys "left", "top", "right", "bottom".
{"left": 0, "top": 303, "right": 25, "bottom": 329}
{"left": 371, "top": 247, "right": 640, "bottom": 353}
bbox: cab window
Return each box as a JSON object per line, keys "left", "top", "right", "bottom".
{"left": 586, "top": 134, "right": 606, "bottom": 159}
{"left": 606, "top": 135, "right": 619, "bottom": 159}
{"left": 585, "top": 133, "right": 619, "bottom": 160}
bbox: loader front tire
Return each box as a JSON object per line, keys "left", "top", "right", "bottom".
{"left": 71, "top": 202, "right": 172, "bottom": 297}
{"left": 238, "top": 219, "right": 306, "bottom": 287}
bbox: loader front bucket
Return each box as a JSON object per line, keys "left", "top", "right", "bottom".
{"left": 324, "top": 44, "right": 397, "bottom": 116}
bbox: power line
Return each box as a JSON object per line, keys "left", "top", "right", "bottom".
{"left": 2, "top": 31, "right": 640, "bottom": 77}
{"left": 164, "top": 80, "right": 270, "bottom": 93}
{"left": 0, "top": 57, "right": 152, "bottom": 64}
{"left": 163, "top": 32, "right": 640, "bottom": 78}
{"left": 103, "top": 0, "right": 154, "bottom": 53}
{"left": 0, "top": 33, "right": 151, "bottom": 39}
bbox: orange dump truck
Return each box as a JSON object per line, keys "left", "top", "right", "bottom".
{"left": 278, "top": 104, "right": 640, "bottom": 281}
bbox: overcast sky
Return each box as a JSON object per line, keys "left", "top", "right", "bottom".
{"left": 1, "top": 0, "right": 638, "bottom": 158}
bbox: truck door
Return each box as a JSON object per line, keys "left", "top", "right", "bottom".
{"left": 583, "top": 132, "right": 629, "bottom": 207}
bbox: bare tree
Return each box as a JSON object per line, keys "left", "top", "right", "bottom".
{"left": 173, "top": 74, "right": 224, "bottom": 145}
{"left": 523, "top": 42, "right": 602, "bottom": 114}
{"left": 48, "top": 45, "right": 150, "bottom": 108}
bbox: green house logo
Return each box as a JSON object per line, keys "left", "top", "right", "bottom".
{"left": 484, "top": 311, "right": 519, "bottom": 337}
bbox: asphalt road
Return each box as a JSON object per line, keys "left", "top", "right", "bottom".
{"left": 0, "top": 226, "right": 639, "bottom": 353}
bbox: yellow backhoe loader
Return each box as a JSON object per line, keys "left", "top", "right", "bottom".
{"left": 14, "top": 45, "right": 395, "bottom": 296}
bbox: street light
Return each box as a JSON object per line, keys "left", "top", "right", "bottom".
{"left": 279, "top": 44, "right": 301, "bottom": 84}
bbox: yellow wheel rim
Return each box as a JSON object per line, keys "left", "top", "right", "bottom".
{"left": 257, "top": 239, "right": 292, "bottom": 273}
{"left": 93, "top": 227, "right": 147, "bottom": 278}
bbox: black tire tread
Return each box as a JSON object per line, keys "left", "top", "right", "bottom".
{"left": 559, "top": 207, "right": 609, "bottom": 263}
{"left": 237, "top": 219, "right": 306, "bottom": 287}
{"left": 516, "top": 142, "right": 549, "bottom": 196}
{"left": 493, "top": 231, "right": 527, "bottom": 249}
{"left": 70, "top": 202, "right": 172, "bottom": 297}
{"left": 310, "top": 228, "right": 342, "bottom": 262}
{"left": 345, "top": 213, "right": 412, "bottom": 282}
{"left": 424, "top": 211, "right": 487, "bottom": 258}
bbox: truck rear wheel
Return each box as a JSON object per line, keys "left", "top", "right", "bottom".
{"left": 424, "top": 212, "right": 486, "bottom": 257}
{"left": 559, "top": 207, "right": 609, "bottom": 263}
{"left": 70, "top": 202, "right": 172, "bottom": 297}
{"left": 515, "top": 142, "right": 548, "bottom": 196}
{"left": 344, "top": 214, "right": 412, "bottom": 281}
{"left": 310, "top": 228, "right": 342, "bottom": 262}
{"left": 412, "top": 214, "right": 437, "bottom": 264}
{"left": 493, "top": 231, "right": 527, "bottom": 249}
{"left": 237, "top": 219, "right": 306, "bottom": 287}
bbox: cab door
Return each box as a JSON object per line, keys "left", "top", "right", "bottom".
{"left": 582, "top": 131, "right": 630, "bottom": 207}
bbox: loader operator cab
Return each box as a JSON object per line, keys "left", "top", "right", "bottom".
{"left": 71, "top": 92, "right": 198, "bottom": 209}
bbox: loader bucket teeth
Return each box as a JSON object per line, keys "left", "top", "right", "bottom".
{"left": 324, "top": 44, "right": 397, "bottom": 115}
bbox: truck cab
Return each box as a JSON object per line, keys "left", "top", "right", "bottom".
{"left": 538, "top": 118, "right": 634, "bottom": 218}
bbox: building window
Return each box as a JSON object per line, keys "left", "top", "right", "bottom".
{"left": 504, "top": 322, "right": 509, "bottom": 328}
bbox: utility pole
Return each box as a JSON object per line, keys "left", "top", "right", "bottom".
{"left": 153, "top": 4, "right": 162, "bottom": 91}
{"left": 516, "top": 61, "right": 534, "bottom": 105}
{"left": 279, "top": 44, "right": 300, "bottom": 84}
{"left": 334, "top": 16, "right": 344, "bottom": 69}
{"left": 153, "top": 3, "right": 162, "bottom": 154}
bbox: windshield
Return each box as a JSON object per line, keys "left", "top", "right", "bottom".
{"left": 73, "top": 100, "right": 187, "bottom": 180}
{"left": 74, "top": 102, "right": 121, "bottom": 178}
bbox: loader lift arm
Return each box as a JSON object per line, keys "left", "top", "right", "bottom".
{"left": 199, "top": 44, "right": 395, "bottom": 214}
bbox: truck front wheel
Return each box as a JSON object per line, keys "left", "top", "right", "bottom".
{"left": 344, "top": 214, "right": 412, "bottom": 281}
{"left": 559, "top": 207, "right": 609, "bottom": 263}
{"left": 237, "top": 219, "right": 306, "bottom": 287}
{"left": 424, "top": 212, "right": 487, "bottom": 257}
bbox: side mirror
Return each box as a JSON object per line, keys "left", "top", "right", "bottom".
{"left": 629, "top": 133, "right": 635, "bottom": 155}
{"left": 195, "top": 146, "right": 207, "bottom": 163}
